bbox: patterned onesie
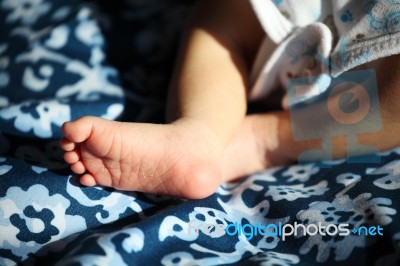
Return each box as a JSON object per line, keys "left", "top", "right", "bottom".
{"left": 249, "top": 0, "right": 400, "bottom": 107}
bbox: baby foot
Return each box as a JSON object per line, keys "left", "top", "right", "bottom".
{"left": 60, "top": 116, "right": 223, "bottom": 199}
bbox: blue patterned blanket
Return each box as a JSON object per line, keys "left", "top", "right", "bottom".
{"left": 1, "top": 0, "right": 399, "bottom": 265}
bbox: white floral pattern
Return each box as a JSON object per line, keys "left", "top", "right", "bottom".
{"left": 0, "top": 5, "right": 124, "bottom": 138}
{"left": 66, "top": 176, "right": 144, "bottom": 224}
{"left": 371, "top": 160, "right": 400, "bottom": 190}
{"left": 1, "top": 0, "right": 51, "bottom": 25}
{"left": 282, "top": 164, "right": 319, "bottom": 182}
{"left": 265, "top": 181, "right": 329, "bottom": 201}
{"left": 0, "top": 100, "right": 70, "bottom": 138}
{"left": 296, "top": 193, "right": 396, "bottom": 262}
{"left": 0, "top": 184, "right": 87, "bottom": 259}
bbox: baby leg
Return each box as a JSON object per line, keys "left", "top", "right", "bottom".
{"left": 60, "top": 0, "right": 264, "bottom": 198}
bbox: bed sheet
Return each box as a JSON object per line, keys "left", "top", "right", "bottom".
{"left": 0, "top": 0, "right": 400, "bottom": 265}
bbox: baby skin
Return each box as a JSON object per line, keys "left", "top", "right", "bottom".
{"left": 60, "top": 114, "right": 283, "bottom": 198}
{"left": 61, "top": 0, "right": 400, "bottom": 199}
{"left": 61, "top": 118, "right": 223, "bottom": 198}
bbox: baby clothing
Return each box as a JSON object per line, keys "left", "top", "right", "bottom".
{"left": 249, "top": 0, "right": 400, "bottom": 104}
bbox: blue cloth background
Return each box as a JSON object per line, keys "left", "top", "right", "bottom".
{"left": 0, "top": 0, "right": 399, "bottom": 265}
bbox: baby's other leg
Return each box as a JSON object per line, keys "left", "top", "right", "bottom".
{"left": 221, "top": 112, "right": 297, "bottom": 181}
{"left": 222, "top": 55, "right": 400, "bottom": 181}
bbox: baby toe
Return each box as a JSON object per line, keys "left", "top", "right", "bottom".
{"left": 62, "top": 117, "right": 96, "bottom": 143}
{"left": 60, "top": 137, "right": 76, "bottom": 151}
{"left": 63, "top": 150, "right": 80, "bottom": 164}
{"left": 80, "top": 173, "right": 97, "bottom": 187}
{"left": 70, "top": 161, "right": 86, "bottom": 174}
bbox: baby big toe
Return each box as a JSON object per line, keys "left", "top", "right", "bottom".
{"left": 62, "top": 117, "right": 94, "bottom": 143}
